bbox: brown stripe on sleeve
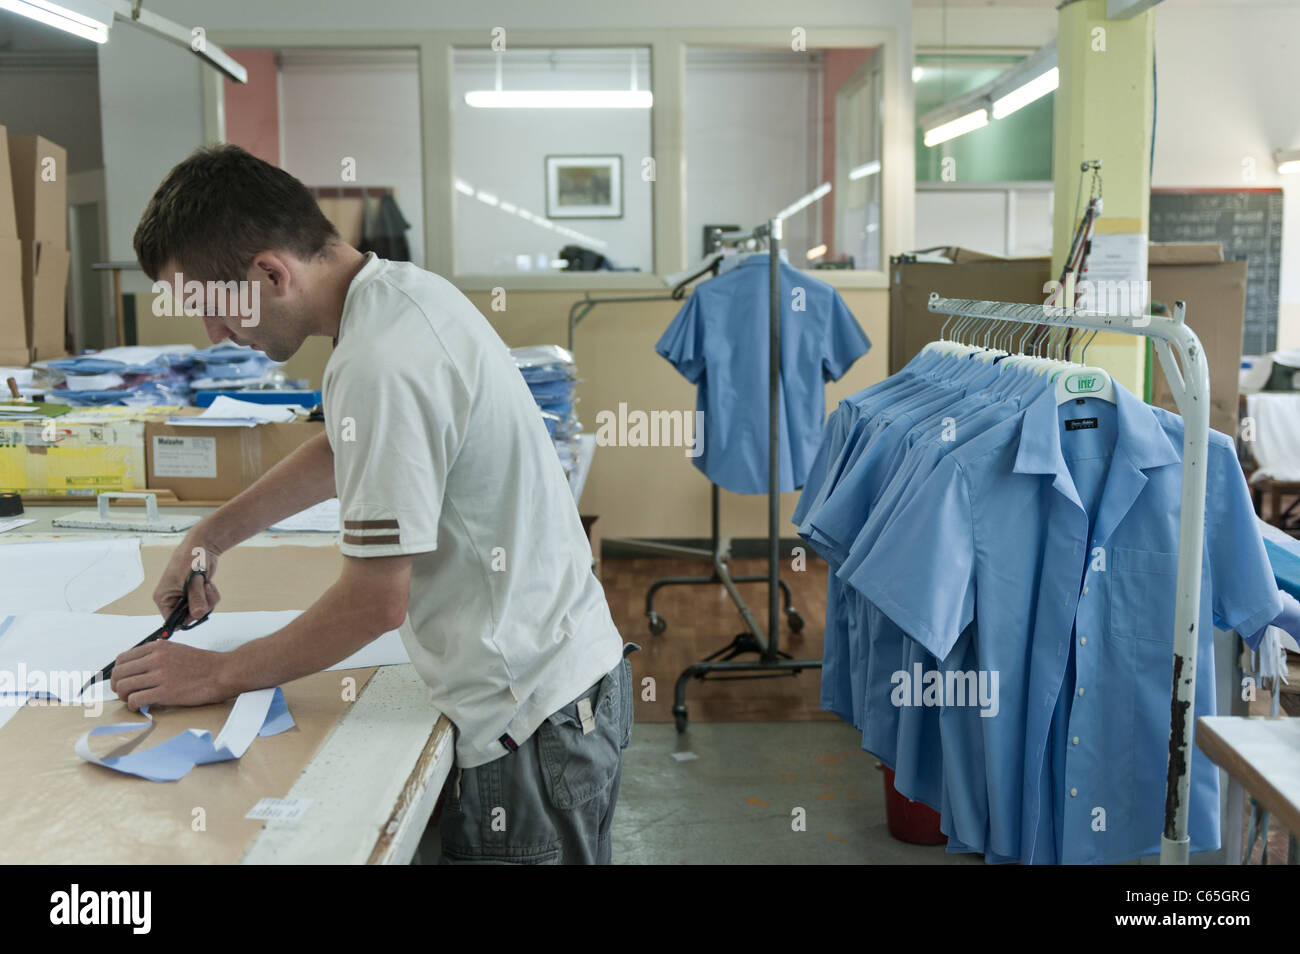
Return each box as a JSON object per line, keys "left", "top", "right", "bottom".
{"left": 343, "top": 519, "right": 400, "bottom": 530}
{"left": 343, "top": 533, "right": 402, "bottom": 545}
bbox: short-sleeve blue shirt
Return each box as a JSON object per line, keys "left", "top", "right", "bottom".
{"left": 850, "top": 381, "right": 1281, "bottom": 864}
{"left": 655, "top": 255, "right": 870, "bottom": 494}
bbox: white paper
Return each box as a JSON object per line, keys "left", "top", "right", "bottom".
{"left": 1080, "top": 233, "right": 1149, "bottom": 316}
{"left": 0, "top": 538, "right": 144, "bottom": 612}
{"left": 0, "top": 518, "right": 35, "bottom": 534}
{"left": 0, "top": 610, "right": 408, "bottom": 713}
{"left": 168, "top": 395, "right": 300, "bottom": 428}
{"left": 0, "top": 612, "right": 148, "bottom": 702}
{"left": 0, "top": 367, "right": 35, "bottom": 386}
{"left": 268, "top": 499, "right": 340, "bottom": 533}
{"left": 211, "top": 686, "right": 279, "bottom": 758}
{"left": 246, "top": 797, "right": 313, "bottom": 822}
{"left": 152, "top": 435, "right": 218, "bottom": 477}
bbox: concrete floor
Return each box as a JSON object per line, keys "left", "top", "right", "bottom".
{"left": 418, "top": 720, "right": 980, "bottom": 864}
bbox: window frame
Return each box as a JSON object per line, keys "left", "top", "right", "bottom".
{"left": 208, "top": 26, "right": 908, "bottom": 293}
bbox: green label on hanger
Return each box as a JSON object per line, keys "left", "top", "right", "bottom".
{"left": 1064, "top": 372, "right": 1105, "bottom": 395}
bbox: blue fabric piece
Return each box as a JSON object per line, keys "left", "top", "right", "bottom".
{"left": 1265, "top": 537, "right": 1300, "bottom": 600}
{"left": 655, "top": 255, "right": 870, "bottom": 494}
{"left": 79, "top": 687, "right": 296, "bottom": 783}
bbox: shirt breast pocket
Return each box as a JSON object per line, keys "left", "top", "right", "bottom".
{"left": 1109, "top": 546, "right": 1180, "bottom": 643}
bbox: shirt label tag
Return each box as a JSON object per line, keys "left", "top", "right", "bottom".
{"left": 1065, "top": 418, "right": 1098, "bottom": 431}
{"left": 577, "top": 697, "right": 596, "bottom": 735}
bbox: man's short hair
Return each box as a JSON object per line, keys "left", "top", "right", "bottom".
{"left": 133, "top": 143, "right": 339, "bottom": 283}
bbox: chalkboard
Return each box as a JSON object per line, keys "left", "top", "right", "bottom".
{"left": 1150, "top": 188, "right": 1283, "bottom": 355}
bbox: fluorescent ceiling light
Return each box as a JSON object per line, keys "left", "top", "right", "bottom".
{"left": 777, "top": 182, "right": 832, "bottom": 221}
{"left": 465, "top": 90, "right": 652, "bottom": 109}
{"left": 806, "top": 244, "right": 827, "bottom": 261}
{"left": 1275, "top": 149, "right": 1300, "bottom": 174}
{"left": 918, "top": 41, "right": 1056, "bottom": 146}
{"left": 0, "top": 0, "right": 110, "bottom": 43}
{"left": 992, "top": 66, "right": 1058, "bottom": 119}
{"left": 849, "top": 160, "right": 881, "bottom": 180}
{"left": 923, "top": 108, "right": 988, "bottom": 147}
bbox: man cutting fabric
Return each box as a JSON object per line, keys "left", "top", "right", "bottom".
{"left": 115, "top": 144, "right": 632, "bottom": 864}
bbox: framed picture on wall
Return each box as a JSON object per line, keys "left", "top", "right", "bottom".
{"left": 545, "top": 155, "right": 623, "bottom": 219}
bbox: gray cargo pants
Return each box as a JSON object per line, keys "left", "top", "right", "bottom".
{"left": 438, "top": 642, "right": 637, "bottom": 865}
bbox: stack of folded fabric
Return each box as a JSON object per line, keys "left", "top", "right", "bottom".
{"left": 187, "top": 343, "right": 282, "bottom": 391}
{"left": 45, "top": 345, "right": 198, "bottom": 406}
{"left": 509, "top": 345, "right": 582, "bottom": 480}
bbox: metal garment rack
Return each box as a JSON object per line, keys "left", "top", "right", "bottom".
{"left": 926, "top": 292, "right": 1210, "bottom": 866}
{"left": 565, "top": 258, "right": 805, "bottom": 651}
{"left": 670, "top": 218, "right": 821, "bottom": 733}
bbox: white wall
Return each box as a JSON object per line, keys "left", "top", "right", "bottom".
{"left": 913, "top": 1, "right": 1300, "bottom": 353}
{"left": 1152, "top": 1, "right": 1300, "bottom": 353}
{"left": 684, "top": 52, "right": 821, "bottom": 259}
{"left": 452, "top": 53, "right": 652, "bottom": 273}
{"left": 95, "top": 0, "right": 912, "bottom": 294}
{"left": 97, "top": 23, "right": 204, "bottom": 271}
{"left": 279, "top": 57, "right": 426, "bottom": 268}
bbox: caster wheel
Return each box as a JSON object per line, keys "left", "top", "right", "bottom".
{"left": 647, "top": 612, "right": 667, "bottom": 636}
{"left": 787, "top": 610, "right": 805, "bottom": 633}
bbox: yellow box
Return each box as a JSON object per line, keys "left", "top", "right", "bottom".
{"left": 0, "top": 407, "right": 178, "bottom": 497}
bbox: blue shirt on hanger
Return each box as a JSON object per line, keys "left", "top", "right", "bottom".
{"left": 655, "top": 254, "right": 870, "bottom": 495}
{"left": 849, "top": 381, "right": 1283, "bottom": 864}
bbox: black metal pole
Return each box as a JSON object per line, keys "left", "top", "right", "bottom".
{"left": 767, "top": 217, "right": 781, "bottom": 661}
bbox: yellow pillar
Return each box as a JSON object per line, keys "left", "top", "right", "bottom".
{"left": 1052, "top": 0, "right": 1155, "bottom": 395}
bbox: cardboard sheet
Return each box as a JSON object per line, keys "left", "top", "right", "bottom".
{"left": 0, "top": 542, "right": 381, "bottom": 863}
{"left": 0, "top": 668, "right": 375, "bottom": 863}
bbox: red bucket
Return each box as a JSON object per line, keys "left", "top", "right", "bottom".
{"left": 879, "top": 764, "right": 946, "bottom": 845}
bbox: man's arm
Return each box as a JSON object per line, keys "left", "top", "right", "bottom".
{"left": 153, "top": 430, "right": 337, "bottom": 620}
{"left": 114, "top": 553, "right": 411, "bottom": 710}
{"left": 197, "top": 429, "right": 337, "bottom": 553}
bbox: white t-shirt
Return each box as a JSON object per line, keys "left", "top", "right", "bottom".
{"left": 323, "top": 254, "right": 623, "bottom": 767}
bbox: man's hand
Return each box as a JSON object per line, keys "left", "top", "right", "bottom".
{"left": 110, "top": 640, "right": 236, "bottom": 711}
{"left": 154, "top": 535, "right": 222, "bottom": 622}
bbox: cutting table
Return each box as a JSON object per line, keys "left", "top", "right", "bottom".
{"left": 0, "top": 506, "right": 454, "bottom": 864}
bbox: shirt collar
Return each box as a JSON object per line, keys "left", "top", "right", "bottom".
{"left": 1013, "top": 375, "right": 1180, "bottom": 477}
{"left": 337, "top": 252, "right": 382, "bottom": 341}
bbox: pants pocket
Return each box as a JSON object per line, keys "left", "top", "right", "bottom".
{"left": 538, "top": 670, "right": 622, "bottom": 810}
{"left": 620, "top": 641, "right": 640, "bottom": 750}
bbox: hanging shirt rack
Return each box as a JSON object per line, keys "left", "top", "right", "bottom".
{"left": 926, "top": 292, "right": 1209, "bottom": 865}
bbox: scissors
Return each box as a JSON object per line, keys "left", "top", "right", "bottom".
{"left": 80, "top": 568, "right": 213, "bottom": 696}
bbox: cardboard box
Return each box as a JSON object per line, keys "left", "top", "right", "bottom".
{"left": 1149, "top": 242, "right": 1223, "bottom": 266}
{"left": 0, "top": 126, "right": 17, "bottom": 239}
{"left": 8, "top": 134, "right": 67, "bottom": 248}
{"left": 1147, "top": 245, "right": 1247, "bottom": 438}
{"left": 0, "top": 413, "right": 147, "bottom": 497}
{"left": 145, "top": 418, "right": 324, "bottom": 501}
{"left": 889, "top": 248, "right": 1051, "bottom": 374}
{"left": 21, "top": 239, "right": 69, "bottom": 361}
{"left": 0, "top": 237, "right": 27, "bottom": 366}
